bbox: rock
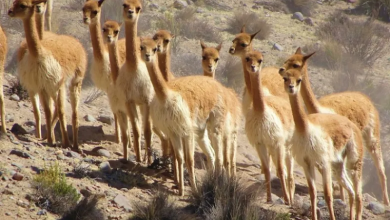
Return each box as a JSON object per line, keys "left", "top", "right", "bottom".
{"left": 363, "top": 193, "right": 377, "bottom": 203}
{"left": 292, "top": 12, "right": 304, "bottom": 21}
{"left": 17, "top": 200, "right": 29, "bottom": 208}
{"left": 197, "top": 8, "right": 205, "bottom": 13}
{"left": 83, "top": 157, "right": 95, "bottom": 163}
{"left": 11, "top": 162, "right": 23, "bottom": 169}
{"left": 24, "top": 121, "right": 35, "bottom": 127}
{"left": 10, "top": 94, "right": 20, "bottom": 101}
{"left": 273, "top": 43, "right": 284, "bottom": 51}
{"left": 97, "top": 115, "right": 114, "bottom": 125}
{"left": 3, "top": 189, "right": 14, "bottom": 195}
{"left": 12, "top": 172, "right": 24, "bottom": 181}
{"left": 304, "top": 17, "right": 314, "bottom": 26}
{"left": 84, "top": 114, "right": 96, "bottom": 122}
{"left": 317, "top": 199, "right": 326, "bottom": 208}
{"left": 97, "top": 149, "right": 111, "bottom": 158}
{"left": 334, "top": 199, "right": 346, "bottom": 207}
{"left": 10, "top": 149, "right": 33, "bottom": 159}
{"left": 5, "top": 212, "right": 11, "bottom": 216}
{"left": 113, "top": 194, "right": 132, "bottom": 212}
{"left": 10, "top": 124, "right": 28, "bottom": 135}
{"left": 5, "top": 114, "right": 14, "bottom": 123}
{"left": 367, "top": 201, "right": 385, "bottom": 215}
{"left": 173, "top": 0, "right": 188, "bottom": 9}
{"left": 149, "top": 3, "right": 158, "bottom": 10}
{"left": 99, "top": 162, "right": 112, "bottom": 174}
{"left": 252, "top": 5, "right": 260, "bottom": 10}
{"left": 57, "top": 154, "right": 67, "bottom": 160}
{"left": 37, "top": 209, "right": 47, "bottom": 215}
{"left": 105, "top": 190, "right": 117, "bottom": 198}
{"left": 66, "top": 151, "right": 82, "bottom": 159}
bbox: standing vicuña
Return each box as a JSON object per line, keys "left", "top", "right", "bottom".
{"left": 0, "top": 25, "right": 7, "bottom": 133}
{"left": 280, "top": 48, "right": 389, "bottom": 205}
{"left": 9, "top": 0, "right": 86, "bottom": 149}
{"left": 280, "top": 68, "right": 363, "bottom": 220}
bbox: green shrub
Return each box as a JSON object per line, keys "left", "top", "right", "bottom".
{"left": 32, "top": 163, "right": 80, "bottom": 214}
{"left": 226, "top": 10, "right": 272, "bottom": 40}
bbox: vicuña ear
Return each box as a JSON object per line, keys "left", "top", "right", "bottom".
{"left": 118, "top": 22, "right": 123, "bottom": 28}
{"left": 200, "top": 41, "right": 207, "bottom": 50}
{"left": 303, "top": 52, "right": 315, "bottom": 63}
{"left": 295, "top": 47, "right": 302, "bottom": 54}
{"left": 216, "top": 42, "right": 222, "bottom": 51}
{"left": 33, "top": 0, "right": 47, "bottom": 5}
{"left": 240, "top": 25, "right": 246, "bottom": 33}
{"left": 98, "top": 0, "right": 105, "bottom": 6}
{"left": 250, "top": 30, "right": 260, "bottom": 41}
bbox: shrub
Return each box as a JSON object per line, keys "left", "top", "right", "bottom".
{"left": 187, "top": 171, "right": 272, "bottom": 220}
{"left": 254, "top": 0, "right": 290, "bottom": 13}
{"left": 356, "top": 0, "right": 390, "bottom": 21}
{"left": 226, "top": 10, "right": 272, "bottom": 40}
{"left": 283, "top": 0, "right": 317, "bottom": 16}
{"left": 171, "top": 52, "right": 203, "bottom": 77}
{"left": 60, "top": 194, "right": 105, "bottom": 220}
{"left": 317, "top": 12, "right": 390, "bottom": 67}
{"left": 32, "top": 163, "right": 80, "bottom": 214}
{"left": 6, "top": 75, "right": 29, "bottom": 100}
{"left": 130, "top": 190, "right": 180, "bottom": 220}
{"left": 84, "top": 88, "right": 105, "bottom": 104}
{"left": 218, "top": 56, "right": 244, "bottom": 93}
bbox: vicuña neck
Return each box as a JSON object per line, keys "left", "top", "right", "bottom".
{"left": 35, "top": 13, "right": 44, "bottom": 40}
{"left": 108, "top": 42, "right": 120, "bottom": 83}
{"left": 203, "top": 70, "right": 214, "bottom": 78}
{"left": 157, "top": 52, "right": 174, "bottom": 81}
{"left": 145, "top": 58, "right": 169, "bottom": 101}
{"left": 241, "top": 56, "right": 252, "bottom": 95}
{"left": 300, "top": 64, "right": 322, "bottom": 114}
{"left": 89, "top": 18, "right": 105, "bottom": 61}
{"left": 124, "top": 20, "right": 139, "bottom": 67}
{"left": 250, "top": 72, "right": 265, "bottom": 112}
{"left": 289, "top": 92, "right": 308, "bottom": 133}
{"left": 23, "top": 11, "right": 42, "bottom": 57}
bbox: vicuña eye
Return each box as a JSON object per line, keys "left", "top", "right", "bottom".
{"left": 241, "top": 43, "right": 247, "bottom": 47}
{"left": 164, "top": 39, "right": 170, "bottom": 43}
{"left": 114, "top": 30, "right": 119, "bottom": 35}
{"left": 283, "top": 78, "right": 288, "bottom": 82}
{"left": 215, "top": 58, "right": 219, "bottom": 62}
{"left": 258, "top": 59, "right": 262, "bottom": 63}
{"left": 245, "top": 57, "right": 250, "bottom": 62}
{"left": 92, "top": 10, "right": 98, "bottom": 15}
{"left": 202, "top": 56, "right": 206, "bottom": 60}
{"left": 140, "top": 46, "right": 144, "bottom": 51}
{"left": 297, "top": 79, "right": 302, "bottom": 84}
{"left": 293, "top": 64, "right": 300, "bottom": 68}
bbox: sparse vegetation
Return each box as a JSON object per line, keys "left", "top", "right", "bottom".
{"left": 187, "top": 171, "right": 275, "bottom": 220}
{"left": 32, "top": 163, "right": 80, "bottom": 214}
{"left": 130, "top": 190, "right": 180, "bottom": 220}
{"left": 6, "top": 75, "right": 29, "bottom": 100}
{"left": 226, "top": 10, "right": 272, "bottom": 40}
{"left": 60, "top": 194, "right": 106, "bottom": 220}
{"left": 84, "top": 88, "right": 105, "bottom": 104}
{"left": 283, "top": 0, "right": 317, "bottom": 16}
{"left": 218, "top": 56, "right": 244, "bottom": 92}
{"left": 356, "top": 0, "right": 390, "bottom": 21}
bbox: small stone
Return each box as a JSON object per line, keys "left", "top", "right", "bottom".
{"left": 84, "top": 114, "right": 96, "bottom": 122}
{"left": 97, "top": 149, "right": 111, "bottom": 158}
{"left": 66, "top": 151, "right": 82, "bottom": 159}
{"left": 37, "top": 209, "right": 47, "bottom": 215}
{"left": 55, "top": 150, "right": 63, "bottom": 155}
{"left": 333, "top": 199, "right": 346, "bottom": 207}
{"left": 120, "top": 188, "right": 129, "bottom": 192}
{"left": 5, "top": 212, "right": 11, "bottom": 216}
{"left": 173, "top": 0, "right": 188, "bottom": 9}
{"left": 3, "top": 189, "right": 14, "bottom": 195}
{"left": 17, "top": 200, "right": 29, "bottom": 208}
{"left": 57, "top": 154, "right": 66, "bottom": 160}
{"left": 10, "top": 150, "right": 33, "bottom": 159}
{"left": 11, "top": 162, "right": 23, "bottom": 169}
{"left": 113, "top": 194, "right": 132, "bottom": 212}
{"left": 5, "top": 114, "right": 14, "bottom": 123}
{"left": 274, "top": 198, "right": 285, "bottom": 205}
{"left": 363, "top": 193, "right": 377, "bottom": 203}
{"left": 83, "top": 157, "right": 94, "bottom": 163}
{"left": 97, "top": 115, "right": 114, "bottom": 125}
{"left": 24, "top": 121, "right": 36, "bottom": 127}
{"left": 149, "top": 3, "right": 158, "bottom": 10}
{"left": 304, "top": 17, "right": 314, "bottom": 26}
{"left": 10, "top": 124, "right": 28, "bottom": 135}
{"left": 317, "top": 199, "right": 326, "bottom": 208}
{"left": 2, "top": 176, "right": 9, "bottom": 181}
{"left": 99, "top": 162, "right": 112, "bottom": 174}
{"left": 10, "top": 94, "right": 20, "bottom": 101}
{"left": 12, "top": 172, "right": 24, "bottom": 181}
{"left": 196, "top": 8, "right": 205, "bottom": 13}
{"left": 292, "top": 12, "right": 304, "bottom": 21}
{"left": 273, "top": 43, "right": 284, "bottom": 51}
{"left": 367, "top": 201, "right": 385, "bottom": 215}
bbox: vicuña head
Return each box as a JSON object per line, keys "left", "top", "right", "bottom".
{"left": 8, "top": 0, "right": 46, "bottom": 18}
{"left": 140, "top": 37, "right": 158, "bottom": 63}
{"left": 244, "top": 51, "right": 263, "bottom": 75}
{"left": 280, "top": 69, "right": 303, "bottom": 95}
{"left": 82, "top": 0, "right": 105, "bottom": 25}
{"left": 200, "top": 41, "right": 221, "bottom": 76}
{"left": 35, "top": 0, "right": 47, "bottom": 14}
{"left": 122, "top": 0, "right": 142, "bottom": 22}
{"left": 102, "top": 20, "right": 122, "bottom": 44}
{"left": 153, "top": 30, "right": 174, "bottom": 53}
{"left": 229, "top": 25, "right": 259, "bottom": 56}
{"left": 279, "top": 47, "right": 315, "bottom": 74}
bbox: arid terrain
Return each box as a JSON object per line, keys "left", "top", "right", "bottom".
{"left": 1, "top": 0, "right": 390, "bottom": 219}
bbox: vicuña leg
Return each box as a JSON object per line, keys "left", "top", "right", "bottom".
{"left": 223, "top": 134, "right": 232, "bottom": 176}
{"left": 126, "top": 101, "right": 142, "bottom": 162}
{"left": 286, "top": 152, "right": 295, "bottom": 205}
{"left": 56, "top": 86, "right": 71, "bottom": 148}
{"left": 303, "top": 162, "right": 317, "bottom": 220}
{"left": 114, "top": 113, "right": 122, "bottom": 144}
{"left": 196, "top": 129, "right": 215, "bottom": 171}
{"left": 170, "top": 133, "right": 185, "bottom": 196}
{"left": 29, "top": 91, "right": 41, "bottom": 139}
{"left": 39, "top": 91, "right": 54, "bottom": 145}
{"left": 70, "top": 78, "right": 82, "bottom": 149}
{"left": 0, "top": 74, "right": 6, "bottom": 133}
{"left": 274, "top": 148, "right": 290, "bottom": 205}
{"left": 184, "top": 133, "right": 197, "bottom": 193}
{"left": 321, "top": 166, "right": 336, "bottom": 220}
{"left": 210, "top": 125, "right": 224, "bottom": 173}
{"left": 117, "top": 111, "right": 130, "bottom": 161}
{"left": 141, "top": 105, "right": 153, "bottom": 165}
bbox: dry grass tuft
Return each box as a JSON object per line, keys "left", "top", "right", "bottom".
{"left": 60, "top": 194, "right": 105, "bottom": 220}
{"left": 130, "top": 190, "right": 181, "bottom": 220}
{"left": 226, "top": 10, "right": 272, "bottom": 40}
{"left": 84, "top": 88, "right": 105, "bottom": 104}
{"left": 32, "top": 163, "right": 80, "bottom": 215}
{"left": 5, "top": 75, "right": 29, "bottom": 100}
{"left": 355, "top": 0, "right": 390, "bottom": 21}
